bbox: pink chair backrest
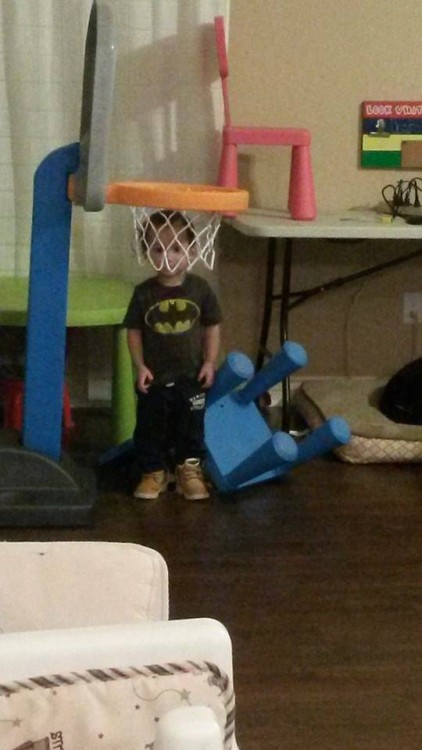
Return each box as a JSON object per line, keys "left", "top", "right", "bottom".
{"left": 214, "top": 16, "right": 229, "bottom": 77}
{"left": 214, "top": 16, "right": 231, "bottom": 126}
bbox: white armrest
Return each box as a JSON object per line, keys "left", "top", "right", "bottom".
{"left": 155, "top": 706, "right": 224, "bottom": 750}
{"left": 0, "top": 617, "right": 234, "bottom": 683}
{"left": 0, "top": 541, "right": 169, "bottom": 631}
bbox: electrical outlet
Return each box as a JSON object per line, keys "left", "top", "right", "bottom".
{"left": 403, "top": 292, "right": 422, "bottom": 324}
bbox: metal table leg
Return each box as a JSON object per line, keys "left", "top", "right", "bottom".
{"left": 280, "top": 238, "right": 293, "bottom": 432}
{"left": 255, "top": 236, "right": 294, "bottom": 432}
{"left": 256, "top": 237, "right": 277, "bottom": 371}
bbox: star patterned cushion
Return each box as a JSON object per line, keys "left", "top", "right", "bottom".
{"left": 0, "top": 661, "right": 235, "bottom": 750}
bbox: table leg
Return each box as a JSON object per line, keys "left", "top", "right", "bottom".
{"left": 111, "top": 326, "right": 136, "bottom": 445}
{"left": 280, "top": 238, "right": 293, "bottom": 432}
{"left": 256, "top": 237, "right": 277, "bottom": 370}
{"left": 255, "top": 236, "right": 295, "bottom": 432}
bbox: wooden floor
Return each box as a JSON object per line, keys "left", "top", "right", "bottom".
{"left": 2, "top": 409, "right": 422, "bottom": 750}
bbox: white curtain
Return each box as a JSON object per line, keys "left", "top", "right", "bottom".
{"left": 0, "top": 0, "right": 229, "bottom": 279}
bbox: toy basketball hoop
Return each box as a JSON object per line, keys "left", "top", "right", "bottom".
{"left": 69, "top": 176, "right": 249, "bottom": 272}
{"left": 106, "top": 181, "right": 247, "bottom": 272}
{"left": 69, "top": 0, "right": 248, "bottom": 274}
{"left": 110, "top": 181, "right": 249, "bottom": 272}
{"left": 7, "top": 0, "right": 246, "bottom": 527}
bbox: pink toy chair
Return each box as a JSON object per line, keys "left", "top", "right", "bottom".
{"left": 214, "top": 16, "right": 316, "bottom": 220}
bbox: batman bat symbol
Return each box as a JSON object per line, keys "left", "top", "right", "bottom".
{"left": 145, "top": 298, "right": 200, "bottom": 334}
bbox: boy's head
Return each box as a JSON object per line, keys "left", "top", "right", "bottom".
{"left": 140, "top": 210, "right": 196, "bottom": 275}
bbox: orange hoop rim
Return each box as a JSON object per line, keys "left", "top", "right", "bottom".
{"left": 68, "top": 176, "right": 249, "bottom": 212}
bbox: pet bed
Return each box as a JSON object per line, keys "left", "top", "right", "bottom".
{"left": 294, "top": 377, "right": 422, "bottom": 463}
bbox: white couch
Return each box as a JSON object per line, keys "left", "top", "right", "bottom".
{"left": 0, "top": 542, "right": 236, "bottom": 750}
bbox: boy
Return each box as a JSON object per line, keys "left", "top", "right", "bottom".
{"left": 123, "top": 210, "right": 221, "bottom": 501}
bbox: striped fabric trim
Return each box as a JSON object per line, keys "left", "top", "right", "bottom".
{"left": 0, "top": 660, "right": 235, "bottom": 749}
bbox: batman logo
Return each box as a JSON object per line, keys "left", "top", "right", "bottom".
{"left": 145, "top": 298, "right": 200, "bottom": 334}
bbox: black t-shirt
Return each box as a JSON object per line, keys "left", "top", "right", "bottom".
{"left": 123, "top": 274, "right": 222, "bottom": 384}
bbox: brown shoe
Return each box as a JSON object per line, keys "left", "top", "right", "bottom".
{"left": 133, "top": 470, "right": 168, "bottom": 500}
{"left": 176, "top": 459, "right": 210, "bottom": 500}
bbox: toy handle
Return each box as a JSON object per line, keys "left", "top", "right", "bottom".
{"left": 294, "top": 417, "right": 351, "bottom": 466}
{"left": 226, "top": 431, "right": 298, "bottom": 488}
{"left": 207, "top": 351, "right": 254, "bottom": 407}
{"left": 237, "top": 341, "right": 308, "bottom": 405}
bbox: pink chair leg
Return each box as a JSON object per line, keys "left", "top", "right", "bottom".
{"left": 288, "top": 145, "right": 316, "bottom": 221}
{"left": 1, "top": 378, "right": 74, "bottom": 435}
{"left": 2, "top": 380, "right": 24, "bottom": 430}
{"left": 63, "top": 383, "right": 75, "bottom": 431}
{"left": 218, "top": 141, "right": 238, "bottom": 188}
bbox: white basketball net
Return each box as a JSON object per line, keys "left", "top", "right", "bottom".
{"left": 131, "top": 207, "right": 221, "bottom": 273}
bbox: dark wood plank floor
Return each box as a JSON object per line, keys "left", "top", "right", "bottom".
{"left": 2, "top": 409, "right": 422, "bottom": 750}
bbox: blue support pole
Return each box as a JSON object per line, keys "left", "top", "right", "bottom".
{"left": 22, "top": 143, "right": 80, "bottom": 461}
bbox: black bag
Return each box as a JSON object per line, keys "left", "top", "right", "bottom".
{"left": 379, "top": 357, "right": 422, "bottom": 425}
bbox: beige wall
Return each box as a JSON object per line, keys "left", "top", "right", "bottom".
{"left": 219, "top": 0, "right": 422, "bottom": 377}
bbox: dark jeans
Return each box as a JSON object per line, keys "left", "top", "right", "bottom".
{"left": 133, "top": 377, "right": 207, "bottom": 475}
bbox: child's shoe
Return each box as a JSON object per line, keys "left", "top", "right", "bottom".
{"left": 176, "top": 458, "right": 210, "bottom": 500}
{"left": 133, "top": 470, "right": 168, "bottom": 500}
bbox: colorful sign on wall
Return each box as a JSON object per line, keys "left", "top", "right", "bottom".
{"left": 361, "top": 101, "right": 422, "bottom": 169}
